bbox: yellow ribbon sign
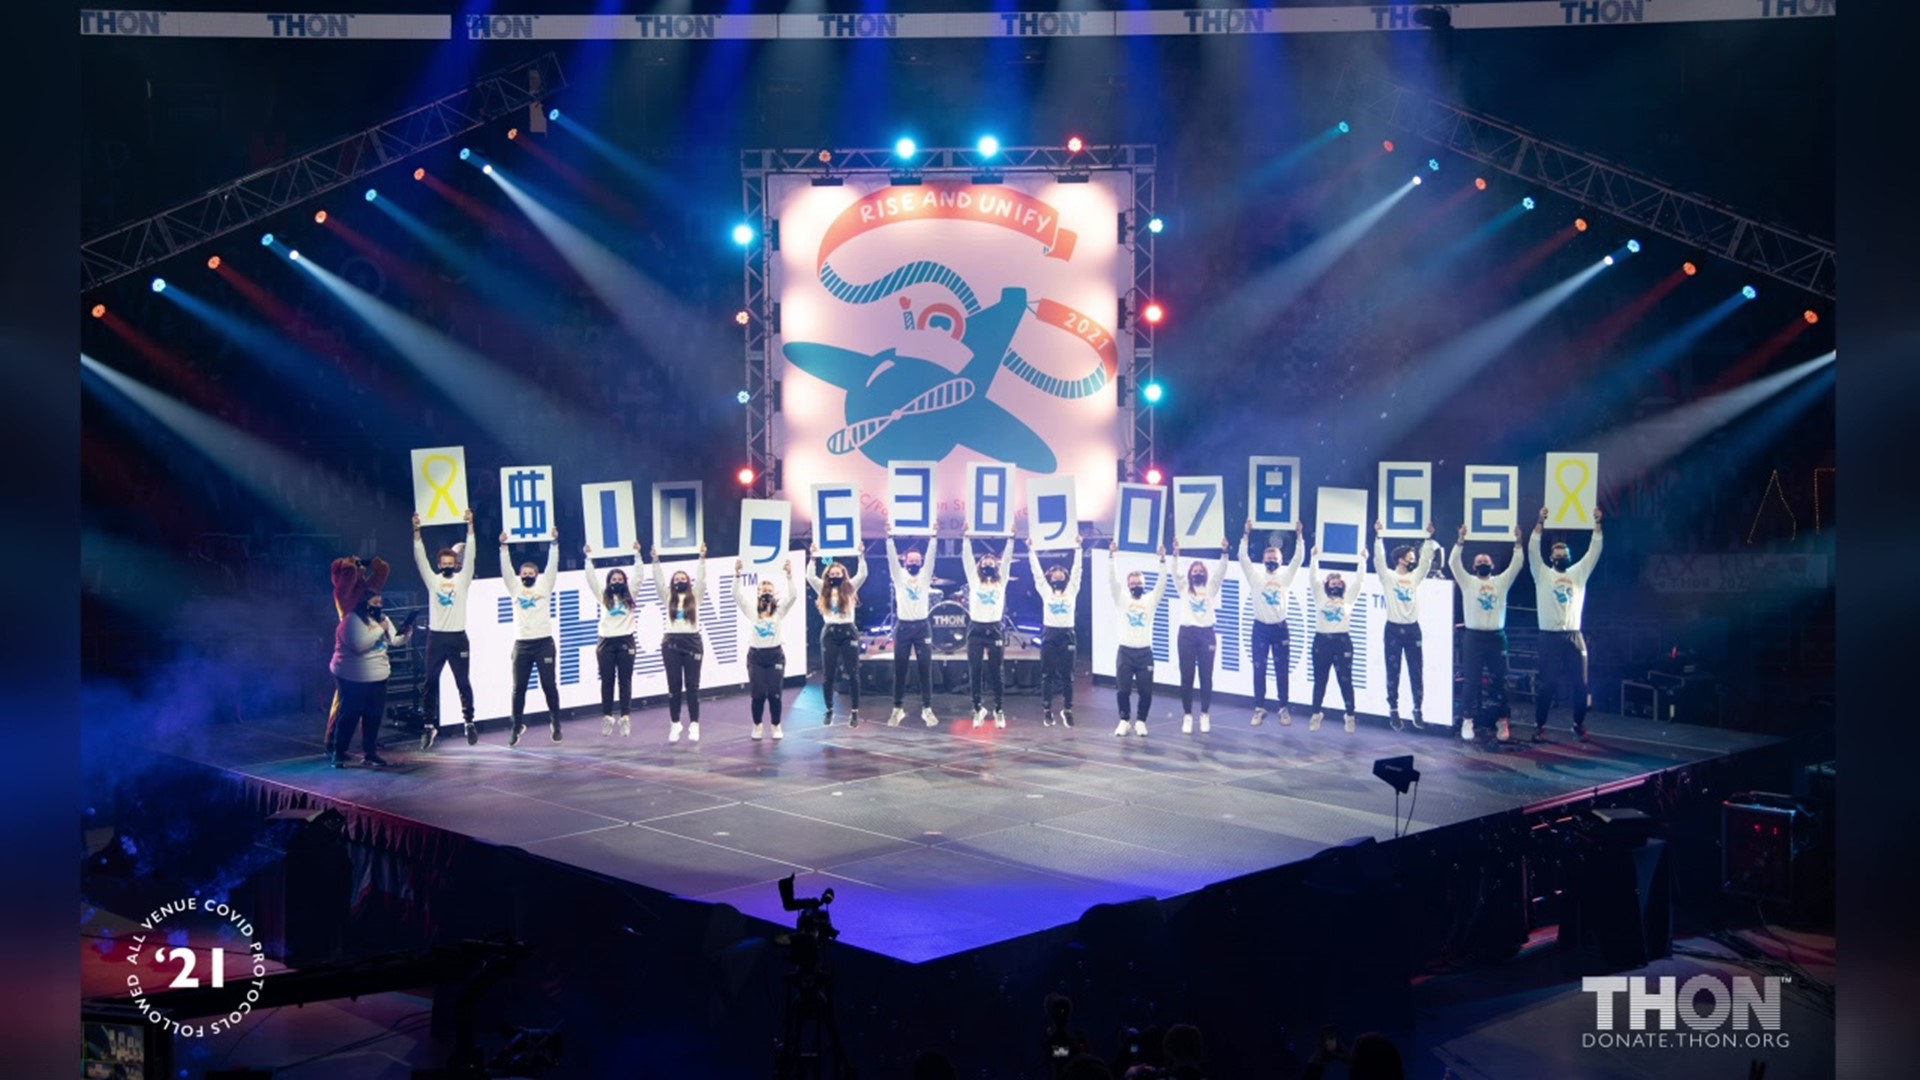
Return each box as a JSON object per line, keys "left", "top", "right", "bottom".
{"left": 412, "top": 446, "right": 468, "bottom": 523}
{"left": 1550, "top": 454, "right": 1595, "bottom": 525}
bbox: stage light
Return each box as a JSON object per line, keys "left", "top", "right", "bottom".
{"left": 1742, "top": 285, "right": 1758, "bottom": 300}
{"left": 735, "top": 310, "right": 750, "bottom": 326}
{"left": 1144, "top": 466, "right": 1164, "bottom": 485}
{"left": 1683, "top": 261, "right": 1698, "bottom": 276}
{"left": 90, "top": 304, "right": 105, "bottom": 319}
{"left": 508, "top": 127, "right": 519, "bottom": 140}
{"left": 1574, "top": 217, "right": 1588, "bottom": 232}
{"left": 548, "top": 108, "right": 560, "bottom": 122}
{"left": 459, "top": 147, "right": 471, "bottom": 161}
{"left": 1803, "top": 309, "right": 1819, "bottom": 325}
{"left": 1427, "top": 158, "right": 1440, "bottom": 171}
{"left": 1337, "top": 121, "right": 1350, "bottom": 133}
{"left": 977, "top": 135, "right": 1000, "bottom": 158}
{"left": 1475, "top": 177, "right": 1488, "bottom": 191}
{"left": 1603, "top": 255, "right": 1615, "bottom": 266}
{"left": 314, "top": 210, "right": 328, "bottom": 224}
{"left": 364, "top": 188, "right": 378, "bottom": 202}
{"left": 1383, "top": 140, "right": 1395, "bottom": 152}
{"left": 894, "top": 137, "right": 916, "bottom": 158}
{"left": 1147, "top": 216, "right": 1164, "bottom": 234}
{"left": 1142, "top": 302, "right": 1165, "bottom": 324}
{"left": 413, "top": 167, "right": 425, "bottom": 181}
{"left": 1411, "top": 175, "right": 1423, "bottom": 186}
{"left": 736, "top": 466, "right": 756, "bottom": 486}
{"left": 1522, "top": 197, "right": 1536, "bottom": 210}
{"left": 482, "top": 163, "right": 493, "bottom": 175}
{"left": 206, "top": 255, "right": 220, "bottom": 270}
{"left": 1141, "top": 381, "right": 1165, "bottom": 404}
{"left": 260, "top": 232, "right": 274, "bottom": 246}
{"left": 288, "top": 250, "right": 300, "bottom": 261}
{"left": 1627, "top": 239, "right": 1641, "bottom": 253}
{"left": 817, "top": 149, "right": 832, "bottom": 164}
{"left": 736, "top": 390, "right": 751, "bottom": 404}
{"left": 1066, "top": 135, "right": 1084, "bottom": 154}
{"left": 150, "top": 277, "right": 166, "bottom": 293}
{"left": 731, "top": 223, "right": 756, "bottom": 247}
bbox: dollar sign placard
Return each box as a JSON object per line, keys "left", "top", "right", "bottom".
{"left": 500, "top": 465, "right": 555, "bottom": 543}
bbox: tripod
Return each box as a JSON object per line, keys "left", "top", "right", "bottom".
{"left": 774, "top": 931, "right": 853, "bottom": 1079}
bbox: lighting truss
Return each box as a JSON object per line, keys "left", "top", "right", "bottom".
{"left": 80, "top": 53, "right": 566, "bottom": 293}
{"left": 739, "top": 145, "right": 1157, "bottom": 499}
{"left": 1338, "top": 68, "right": 1834, "bottom": 299}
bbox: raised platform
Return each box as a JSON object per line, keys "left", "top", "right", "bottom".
{"left": 149, "top": 678, "right": 1782, "bottom": 965}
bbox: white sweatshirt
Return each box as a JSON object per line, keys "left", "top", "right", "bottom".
{"left": 1029, "top": 547, "right": 1083, "bottom": 629}
{"left": 500, "top": 541, "right": 560, "bottom": 642}
{"left": 886, "top": 537, "right": 933, "bottom": 622}
{"left": 652, "top": 557, "right": 707, "bottom": 634}
{"left": 1110, "top": 557, "right": 1166, "bottom": 650}
{"left": 736, "top": 575, "right": 797, "bottom": 648}
{"left": 1529, "top": 528, "right": 1603, "bottom": 632}
{"left": 1308, "top": 554, "right": 1368, "bottom": 635}
{"left": 963, "top": 538, "right": 1014, "bottom": 624}
{"left": 807, "top": 556, "right": 868, "bottom": 626}
{"left": 330, "top": 612, "right": 409, "bottom": 682}
{"left": 1239, "top": 537, "right": 1304, "bottom": 625}
{"left": 1373, "top": 537, "right": 1440, "bottom": 625}
{"left": 1166, "top": 554, "right": 1227, "bottom": 628}
{"left": 413, "top": 531, "right": 476, "bottom": 633}
{"left": 1449, "top": 542, "right": 1525, "bottom": 631}
{"left": 583, "top": 561, "right": 637, "bottom": 639}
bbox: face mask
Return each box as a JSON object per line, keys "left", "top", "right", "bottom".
{"left": 1551, "top": 555, "right": 1570, "bottom": 570}
{"left": 980, "top": 564, "right": 998, "bottom": 580}
{"left": 758, "top": 594, "right": 777, "bottom": 612}
{"left": 1474, "top": 564, "right": 1494, "bottom": 578}
{"left": 1129, "top": 584, "right": 1146, "bottom": 599}
{"left": 521, "top": 575, "right": 537, "bottom": 588}
{"left": 905, "top": 562, "right": 921, "bottom": 575}
{"left": 439, "top": 566, "right": 457, "bottom": 578}
{"left": 1190, "top": 574, "right": 1207, "bottom": 587}
{"left": 364, "top": 606, "right": 384, "bottom": 620}
{"left": 1264, "top": 559, "right": 1280, "bottom": 572}
{"left": 609, "top": 580, "right": 628, "bottom": 595}
{"left": 1325, "top": 583, "right": 1345, "bottom": 598}
{"left": 827, "top": 575, "right": 845, "bottom": 587}
{"left": 672, "top": 580, "right": 690, "bottom": 593}
{"left": 1049, "top": 575, "right": 1067, "bottom": 590}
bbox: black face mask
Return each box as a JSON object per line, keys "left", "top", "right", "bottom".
{"left": 520, "top": 575, "right": 537, "bottom": 588}
{"left": 979, "top": 564, "right": 998, "bottom": 581}
{"left": 1129, "top": 584, "right": 1146, "bottom": 599}
{"left": 827, "top": 575, "right": 845, "bottom": 587}
{"left": 672, "top": 580, "right": 690, "bottom": 593}
{"left": 1550, "top": 555, "right": 1570, "bottom": 570}
{"left": 363, "top": 606, "right": 384, "bottom": 621}
{"left": 758, "top": 594, "right": 777, "bottom": 613}
{"left": 439, "top": 566, "right": 458, "bottom": 578}
{"left": 1190, "top": 574, "right": 1207, "bottom": 587}
{"left": 1325, "top": 583, "right": 1345, "bottom": 598}
{"left": 1264, "top": 559, "right": 1280, "bottom": 572}
{"left": 1474, "top": 564, "right": 1494, "bottom": 578}
{"left": 609, "top": 581, "right": 629, "bottom": 596}
{"left": 905, "top": 562, "right": 921, "bottom": 575}
{"left": 1049, "top": 575, "right": 1067, "bottom": 591}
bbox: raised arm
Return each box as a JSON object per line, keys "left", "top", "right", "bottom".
{"left": 1001, "top": 537, "right": 1015, "bottom": 571}
{"left": 1497, "top": 528, "right": 1526, "bottom": 588}
{"left": 457, "top": 513, "right": 477, "bottom": 585}
{"left": 1571, "top": 510, "right": 1604, "bottom": 578}
{"left": 412, "top": 518, "right": 435, "bottom": 586}
{"left": 886, "top": 536, "right": 903, "bottom": 585}
{"left": 804, "top": 546, "right": 824, "bottom": 594}
{"left": 847, "top": 551, "right": 868, "bottom": 590}
{"left": 1026, "top": 542, "right": 1045, "bottom": 587}
{"left": 366, "top": 556, "right": 391, "bottom": 592}
{"left": 1414, "top": 533, "right": 1440, "bottom": 580}
{"left": 1067, "top": 546, "right": 1083, "bottom": 595}
{"left": 1527, "top": 522, "right": 1546, "bottom": 574}
{"left": 540, "top": 533, "right": 559, "bottom": 592}
{"left": 650, "top": 549, "right": 671, "bottom": 599}
{"left": 693, "top": 545, "right": 708, "bottom": 597}
{"left": 498, "top": 539, "right": 515, "bottom": 587}
{"left": 581, "top": 551, "right": 605, "bottom": 600}
{"left": 1109, "top": 543, "right": 1128, "bottom": 603}
{"left": 776, "top": 564, "right": 799, "bottom": 619}
{"left": 1209, "top": 547, "right": 1226, "bottom": 599}
{"left": 1238, "top": 533, "right": 1259, "bottom": 582}
{"left": 1372, "top": 534, "right": 1390, "bottom": 587}
{"left": 962, "top": 541, "right": 982, "bottom": 589}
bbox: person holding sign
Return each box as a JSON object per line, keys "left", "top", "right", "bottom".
{"left": 736, "top": 558, "right": 797, "bottom": 741}
{"left": 963, "top": 536, "right": 1016, "bottom": 728}
{"left": 885, "top": 532, "right": 939, "bottom": 728}
{"left": 501, "top": 528, "right": 564, "bottom": 747}
{"left": 1529, "top": 506, "right": 1604, "bottom": 743}
{"left": 1307, "top": 546, "right": 1370, "bottom": 733}
{"left": 1168, "top": 539, "right": 1230, "bottom": 735}
{"left": 1373, "top": 520, "right": 1441, "bottom": 731}
{"left": 1449, "top": 524, "right": 1525, "bottom": 743}
{"left": 412, "top": 510, "right": 477, "bottom": 749}
{"left": 1109, "top": 541, "right": 1169, "bottom": 737}
{"left": 326, "top": 590, "right": 413, "bottom": 768}
{"left": 1241, "top": 520, "right": 1306, "bottom": 728}
{"left": 807, "top": 544, "right": 869, "bottom": 727}
{"left": 650, "top": 544, "right": 709, "bottom": 744}
{"left": 1028, "top": 542, "right": 1083, "bottom": 727}
{"left": 584, "top": 541, "right": 644, "bottom": 738}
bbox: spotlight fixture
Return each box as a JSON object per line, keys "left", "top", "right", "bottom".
{"left": 1144, "top": 466, "right": 1164, "bottom": 485}
{"left": 260, "top": 233, "right": 274, "bottom": 246}
{"left": 736, "top": 466, "right": 756, "bottom": 486}
{"left": 1742, "top": 285, "right": 1758, "bottom": 300}
{"left": 817, "top": 149, "right": 833, "bottom": 164}
{"left": 314, "top": 210, "right": 328, "bottom": 224}
{"left": 1626, "top": 239, "right": 1641, "bottom": 253}
{"left": 90, "top": 304, "right": 105, "bottom": 319}
{"left": 150, "top": 277, "right": 166, "bottom": 293}
{"left": 288, "top": 250, "right": 300, "bottom": 261}
{"left": 894, "top": 137, "right": 917, "bottom": 158}
{"left": 1337, "top": 121, "right": 1350, "bottom": 134}
{"left": 1142, "top": 302, "right": 1165, "bottom": 325}
{"left": 459, "top": 147, "right": 471, "bottom": 161}
{"left": 1803, "top": 309, "right": 1819, "bottom": 325}
{"left": 206, "top": 255, "right": 221, "bottom": 270}
{"left": 1427, "top": 158, "right": 1440, "bottom": 171}
{"left": 735, "top": 310, "right": 750, "bottom": 326}
{"left": 548, "top": 108, "right": 560, "bottom": 122}
{"left": 1141, "top": 381, "right": 1165, "bottom": 404}
{"left": 482, "top": 163, "right": 493, "bottom": 175}
{"left": 1411, "top": 175, "right": 1423, "bottom": 186}
{"left": 1683, "top": 261, "right": 1698, "bottom": 276}
{"left": 1574, "top": 217, "right": 1588, "bottom": 232}
{"left": 1522, "top": 197, "right": 1536, "bottom": 211}
{"left": 413, "top": 167, "right": 426, "bottom": 181}
{"left": 365, "top": 188, "right": 378, "bottom": 202}
{"left": 1383, "top": 140, "right": 1395, "bottom": 152}
{"left": 1475, "top": 177, "right": 1487, "bottom": 190}
{"left": 1147, "top": 216, "right": 1164, "bottom": 234}
{"left": 508, "top": 127, "right": 519, "bottom": 140}
{"left": 732, "top": 223, "right": 756, "bottom": 247}
{"left": 736, "top": 390, "right": 752, "bottom": 404}
{"left": 977, "top": 135, "right": 999, "bottom": 158}
{"left": 1603, "top": 255, "right": 1615, "bottom": 266}
{"left": 1066, "top": 135, "right": 1084, "bottom": 154}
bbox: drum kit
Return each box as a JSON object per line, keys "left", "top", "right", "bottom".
{"left": 909, "top": 574, "right": 1023, "bottom": 654}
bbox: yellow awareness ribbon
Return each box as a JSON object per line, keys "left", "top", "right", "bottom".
{"left": 1552, "top": 459, "right": 1591, "bottom": 525}
{"left": 421, "top": 454, "right": 461, "bottom": 519}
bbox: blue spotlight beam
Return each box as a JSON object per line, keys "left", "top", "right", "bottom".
{"left": 1590, "top": 351, "right": 1835, "bottom": 488}
{"left": 81, "top": 53, "right": 567, "bottom": 293}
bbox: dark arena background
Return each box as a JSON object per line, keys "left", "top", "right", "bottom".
{"left": 78, "top": 4, "right": 1837, "bottom": 1079}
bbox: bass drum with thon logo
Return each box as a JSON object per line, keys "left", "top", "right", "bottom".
{"left": 929, "top": 600, "right": 971, "bottom": 654}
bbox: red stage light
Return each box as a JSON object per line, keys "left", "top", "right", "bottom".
{"left": 1382, "top": 140, "right": 1395, "bottom": 152}
{"left": 508, "top": 127, "right": 519, "bottom": 140}
{"left": 1574, "top": 217, "right": 1588, "bottom": 232}
{"left": 1683, "top": 261, "right": 1698, "bottom": 276}
{"left": 206, "top": 255, "right": 221, "bottom": 270}
{"left": 90, "top": 304, "right": 105, "bottom": 319}
{"left": 1474, "top": 177, "right": 1488, "bottom": 190}
{"left": 413, "top": 167, "right": 426, "bottom": 181}
{"left": 1066, "top": 135, "right": 1084, "bottom": 154}
{"left": 314, "top": 210, "right": 328, "bottom": 224}
{"left": 1803, "top": 309, "right": 1819, "bottom": 325}
{"left": 736, "top": 467, "right": 756, "bottom": 486}
{"left": 1142, "top": 302, "right": 1165, "bottom": 325}
{"left": 1144, "top": 467, "right": 1164, "bottom": 485}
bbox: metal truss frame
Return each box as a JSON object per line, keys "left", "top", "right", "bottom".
{"left": 1339, "top": 68, "right": 1834, "bottom": 299}
{"left": 81, "top": 53, "right": 566, "bottom": 293}
{"left": 739, "top": 145, "right": 1156, "bottom": 501}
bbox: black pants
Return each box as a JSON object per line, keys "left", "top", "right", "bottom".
{"left": 663, "top": 633, "right": 703, "bottom": 723}
{"left": 1382, "top": 621, "right": 1424, "bottom": 712}
{"left": 1174, "top": 625, "right": 1214, "bottom": 714}
{"left": 327, "top": 676, "right": 386, "bottom": 758}
{"left": 1115, "top": 645, "right": 1155, "bottom": 721}
{"left": 422, "top": 629, "right": 474, "bottom": 727}
{"left": 511, "top": 638, "right": 560, "bottom": 729}
{"left": 1536, "top": 630, "right": 1590, "bottom": 732}
{"left": 1040, "top": 627, "right": 1076, "bottom": 710}
{"left": 1458, "top": 628, "right": 1512, "bottom": 724}
{"left": 749, "top": 646, "right": 786, "bottom": 727}
{"left": 1311, "top": 632, "right": 1355, "bottom": 713}
{"left": 967, "top": 622, "right": 1005, "bottom": 709}
{"left": 820, "top": 623, "right": 860, "bottom": 714}
{"left": 1250, "top": 619, "right": 1290, "bottom": 712}
{"left": 892, "top": 618, "right": 933, "bottom": 709}
{"left": 596, "top": 636, "right": 635, "bottom": 716}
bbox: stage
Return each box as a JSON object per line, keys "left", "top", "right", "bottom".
{"left": 146, "top": 678, "right": 1782, "bottom": 965}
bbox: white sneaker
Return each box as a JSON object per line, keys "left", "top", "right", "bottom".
{"left": 1115, "top": 720, "right": 1131, "bottom": 737}
{"left": 1309, "top": 711, "right": 1323, "bottom": 732}
{"left": 669, "top": 721, "right": 683, "bottom": 743}
{"left": 1182, "top": 714, "right": 1194, "bottom": 734}
{"left": 993, "top": 709, "right": 1006, "bottom": 729}
{"left": 972, "top": 707, "right": 985, "bottom": 728}
{"left": 1251, "top": 708, "right": 1266, "bottom": 727}
{"left": 888, "top": 707, "right": 905, "bottom": 726}
{"left": 1496, "top": 718, "right": 1511, "bottom": 742}
{"left": 772, "top": 724, "right": 785, "bottom": 740}
{"left": 1133, "top": 719, "right": 1148, "bottom": 737}
{"left": 752, "top": 722, "right": 764, "bottom": 741}
{"left": 602, "top": 715, "right": 615, "bottom": 736}
{"left": 619, "top": 715, "right": 631, "bottom": 737}
{"left": 1278, "top": 707, "right": 1293, "bottom": 727}
{"left": 1200, "top": 713, "right": 1211, "bottom": 733}
{"left": 1344, "top": 713, "right": 1356, "bottom": 733}
{"left": 1461, "top": 718, "right": 1476, "bottom": 741}
{"left": 688, "top": 721, "right": 701, "bottom": 743}
{"left": 921, "top": 707, "right": 938, "bottom": 727}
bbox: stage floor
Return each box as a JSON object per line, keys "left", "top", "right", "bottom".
{"left": 161, "top": 680, "right": 1780, "bottom": 963}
